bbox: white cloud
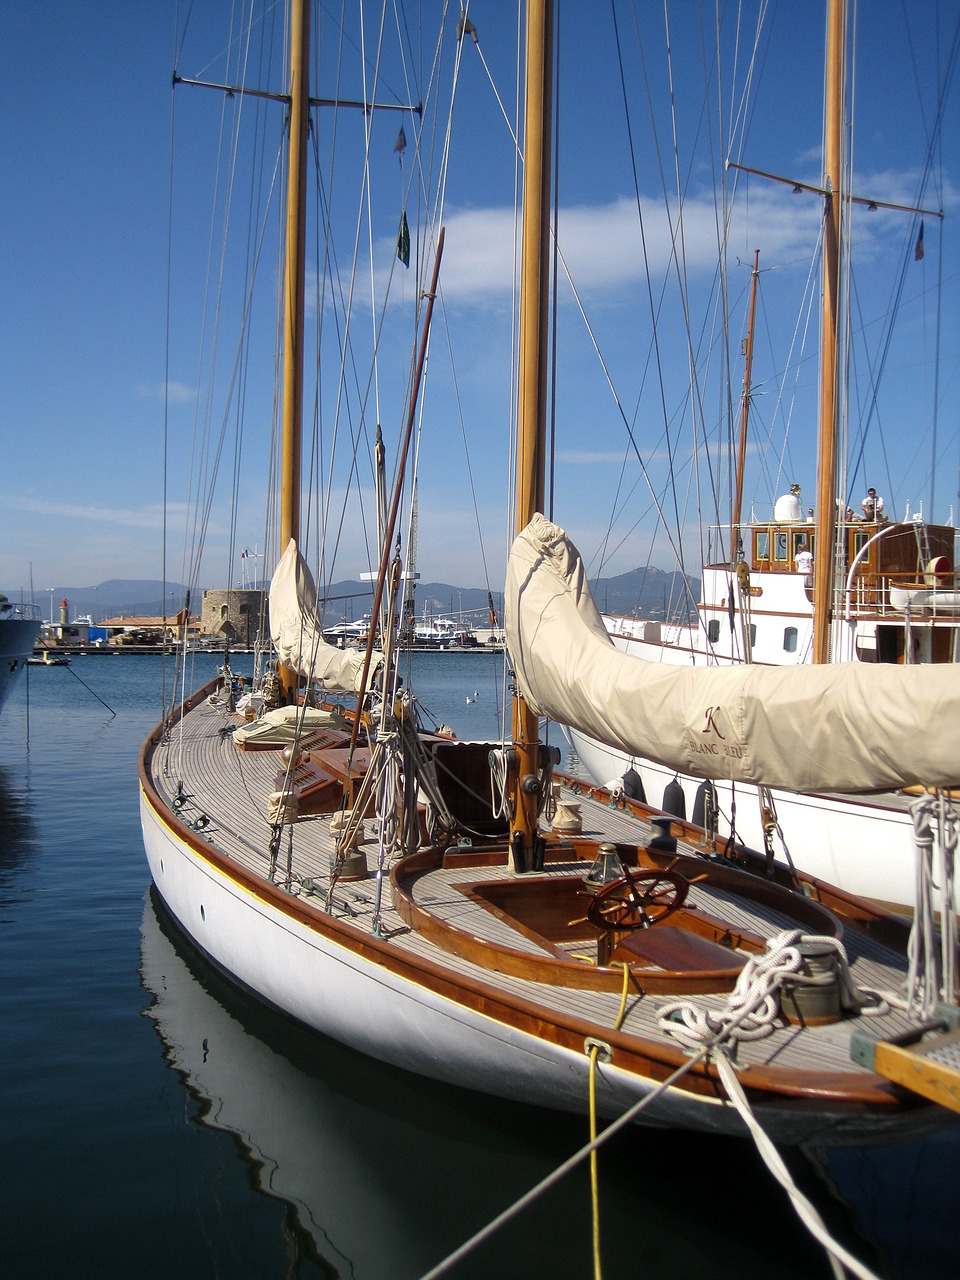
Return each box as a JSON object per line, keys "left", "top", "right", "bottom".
{"left": 136, "top": 380, "right": 196, "bottom": 404}
{"left": 4, "top": 496, "right": 179, "bottom": 531}
{"left": 377, "top": 186, "right": 824, "bottom": 309}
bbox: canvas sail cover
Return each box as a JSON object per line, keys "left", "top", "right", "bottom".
{"left": 270, "top": 540, "right": 380, "bottom": 695}
{"left": 505, "top": 515, "right": 960, "bottom": 795}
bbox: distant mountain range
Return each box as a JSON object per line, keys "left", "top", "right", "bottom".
{"left": 3, "top": 565, "right": 699, "bottom": 628}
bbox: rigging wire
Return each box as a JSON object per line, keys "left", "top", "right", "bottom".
{"left": 843, "top": 2, "right": 958, "bottom": 513}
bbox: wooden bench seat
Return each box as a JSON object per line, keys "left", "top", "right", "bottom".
{"left": 611, "top": 925, "right": 745, "bottom": 974}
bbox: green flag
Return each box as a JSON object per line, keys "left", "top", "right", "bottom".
{"left": 397, "top": 211, "right": 410, "bottom": 268}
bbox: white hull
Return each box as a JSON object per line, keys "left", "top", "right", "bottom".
{"left": 140, "top": 788, "right": 712, "bottom": 1128}
{"left": 140, "top": 780, "right": 932, "bottom": 1146}
{"left": 567, "top": 728, "right": 938, "bottom": 913}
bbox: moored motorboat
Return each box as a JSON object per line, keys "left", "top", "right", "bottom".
{"left": 0, "top": 598, "right": 43, "bottom": 713}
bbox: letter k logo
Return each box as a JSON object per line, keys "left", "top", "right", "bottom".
{"left": 702, "top": 706, "right": 725, "bottom": 740}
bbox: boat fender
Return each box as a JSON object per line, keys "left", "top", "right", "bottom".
{"left": 662, "top": 777, "right": 686, "bottom": 821}
{"left": 622, "top": 767, "right": 645, "bottom": 803}
{"left": 692, "top": 780, "right": 717, "bottom": 830}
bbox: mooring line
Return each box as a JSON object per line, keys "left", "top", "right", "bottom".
{"left": 64, "top": 663, "right": 117, "bottom": 717}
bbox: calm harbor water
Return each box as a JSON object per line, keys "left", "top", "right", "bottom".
{"left": 1, "top": 651, "right": 957, "bottom": 1278}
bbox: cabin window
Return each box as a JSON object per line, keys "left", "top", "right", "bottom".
{"left": 707, "top": 619, "right": 720, "bottom": 643}
{"left": 774, "top": 532, "right": 788, "bottom": 561}
{"left": 755, "top": 531, "right": 770, "bottom": 562}
{"left": 783, "top": 627, "right": 798, "bottom": 653}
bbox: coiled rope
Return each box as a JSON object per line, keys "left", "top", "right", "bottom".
{"left": 652, "top": 928, "right": 896, "bottom": 1280}
{"left": 658, "top": 929, "right": 887, "bottom": 1050}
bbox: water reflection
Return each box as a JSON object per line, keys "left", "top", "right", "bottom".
{"left": 0, "top": 762, "right": 38, "bottom": 901}
{"left": 140, "top": 890, "right": 835, "bottom": 1280}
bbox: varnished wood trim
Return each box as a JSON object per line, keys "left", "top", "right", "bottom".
{"left": 139, "top": 691, "right": 911, "bottom": 1112}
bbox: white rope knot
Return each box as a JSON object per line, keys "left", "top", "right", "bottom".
{"left": 658, "top": 929, "right": 885, "bottom": 1051}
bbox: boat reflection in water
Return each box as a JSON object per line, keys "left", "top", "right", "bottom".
{"left": 139, "top": 889, "right": 837, "bottom": 1280}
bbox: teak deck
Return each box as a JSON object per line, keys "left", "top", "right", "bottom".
{"left": 142, "top": 684, "right": 928, "bottom": 1090}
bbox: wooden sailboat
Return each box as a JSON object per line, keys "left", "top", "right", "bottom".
{"left": 140, "top": 0, "right": 960, "bottom": 1149}
{"left": 567, "top": 0, "right": 957, "bottom": 915}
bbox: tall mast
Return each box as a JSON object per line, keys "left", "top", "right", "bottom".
{"left": 812, "top": 0, "right": 844, "bottom": 664}
{"left": 511, "top": 0, "right": 554, "bottom": 867}
{"left": 732, "top": 248, "right": 760, "bottom": 547}
{"left": 278, "top": 0, "right": 311, "bottom": 702}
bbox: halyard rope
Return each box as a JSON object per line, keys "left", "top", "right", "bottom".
{"left": 908, "top": 792, "right": 959, "bottom": 1015}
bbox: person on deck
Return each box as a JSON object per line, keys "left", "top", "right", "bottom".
{"left": 861, "top": 488, "right": 884, "bottom": 520}
{"left": 795, "top": 540, "right": 813, "bottom": 585}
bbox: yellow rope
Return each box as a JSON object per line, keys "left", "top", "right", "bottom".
{"left": 587, "top": 963, "right": 632, "bottom": 1280}
{"left": 614, "top": 960, "right": 631, "bottom": 1032}
{"left": 588, "top": 1043, "right": 602, "bottom": 1280}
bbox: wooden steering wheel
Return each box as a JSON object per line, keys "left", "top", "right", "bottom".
{"left": 586, "top": 868, "right": 689, "bottom": 932}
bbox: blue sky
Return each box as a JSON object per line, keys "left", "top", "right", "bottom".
{"left": 2, "top": 1, "right": 957, "bottom": 601}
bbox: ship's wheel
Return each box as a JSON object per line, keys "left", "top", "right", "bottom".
{"left": 586, "top": 868, "right": 688, "bottom": 932}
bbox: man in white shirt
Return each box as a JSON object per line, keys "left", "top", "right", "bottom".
{"left": 861, "top": 487, "right": 884, "bottom": 520}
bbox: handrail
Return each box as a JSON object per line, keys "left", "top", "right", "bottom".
{"left": 0, "top": 601, "right": 42, "bottom": 622}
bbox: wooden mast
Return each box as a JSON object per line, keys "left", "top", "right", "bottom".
{"left": 278, "top": 0, "right": 310, "bottom": 702}
{"left": 510, "top": 0, "right": 554, "bottom": 868}
{"left": 812, "top": 0, "right": 844, "bottom": 665}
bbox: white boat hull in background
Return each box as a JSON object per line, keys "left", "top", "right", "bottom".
{"left": 0, "top": 612, "right": 42, "bottom": 715}
{"left": 566, "top": 727, "right": 936, "bottom": 914}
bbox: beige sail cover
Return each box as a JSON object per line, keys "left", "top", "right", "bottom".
{"left": 505, "top": 515, "right": 960, "bottom": 794}
{"left": 270, "top": 539, "right": 380, "bottom": 695}
{"left": 234, "top": 705, "right": 351, "bottom": 748}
